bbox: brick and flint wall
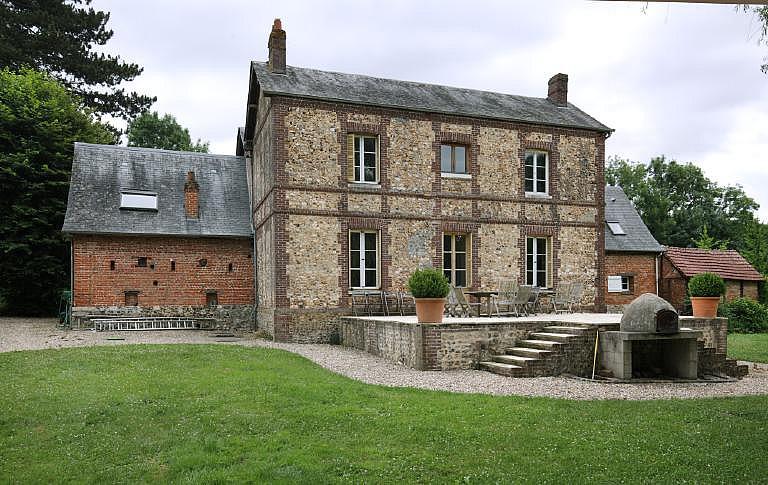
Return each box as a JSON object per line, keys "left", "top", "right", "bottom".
{"left": 71, "top": 234, "right": 254, "bottom": 328}
{"left": 252, "top": 95, "right": 607, "bottom": 342}
{"left": 605, "top": 252, "right": 658, "bottom": 311}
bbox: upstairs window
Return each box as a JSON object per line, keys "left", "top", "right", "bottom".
{"left": 120, "top": 191, "right": 157, "bottom": 211}
{"left": 524, "top": 151, "right": 548, "bottom": 195}
{"left": 441, "top": 144, "right": 467, "bottom": 174}
{"left": 348, "top": 134, "right": 379, "bottom": 183}
{"left": 607, "top": 222, "right": 626, "bottom": 235}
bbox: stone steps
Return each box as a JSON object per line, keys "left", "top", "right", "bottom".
{"left": 492, "top": 354, "right": 538, "bottom": 365}
{"left": 518, "top": 339, "right": 564, "bottom": 350}
{"left": 478, "top": 361, "right": 523, "bottom": 377}
{"left": 507, "top": 346, "right": 553, "bottom": 358}
{"left": 542, "top": 325, "right": 589, "bottom": 335}
{"left": 529, "top": 332, "right": 580, "bottom": 343}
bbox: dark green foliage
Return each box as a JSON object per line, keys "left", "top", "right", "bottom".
{"left": 606, "top": 156, "right": 759, "bottom": 250}
{"left": 688, "top": 273, "right": 725, "bottom": 297}
{"left": 127, "top": 111, "right": 209, "bottom": 152}
{"left": 0, "top": 0, "right": 154, "bottom": 119}
{"left": 721, "top": 298, "right": 768, "bottom": 333}
{"left": 407, "top": 268, "right": 450, "bottom": 298}
{"left": 1, "top": 345, "right": 768, "bottom": 482}
{"left": 0, "top": 69, "right": 114, "bottom": 315}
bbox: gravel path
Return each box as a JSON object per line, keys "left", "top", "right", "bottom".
{"left": 2, "top": 318, "right": 767, "bottom": 400}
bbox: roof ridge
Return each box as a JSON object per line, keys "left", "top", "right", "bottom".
{"left": 74, "top": 142, "right": 245, "bottom": 159}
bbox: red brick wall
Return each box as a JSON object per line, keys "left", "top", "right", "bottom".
{"left": 605, "top": 253, "right": 658, "bottom": 306}
{"left": 72, "top": 235, "right": 254, "bottom": 307}
{"left": 725, "top": 280, "right": 759, "bottom": 301}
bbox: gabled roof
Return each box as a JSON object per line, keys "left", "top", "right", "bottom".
{"left": 665, "top": 247, "right": 764, "bottom": 281}
{"left": 604, "top": 186, "right": 663, "bottom": 253}
{"left": 62, "top": 143, "right": 252, "bottom": 238}
{"left": 245, "top": 62, "right": 612, "bottom": 141}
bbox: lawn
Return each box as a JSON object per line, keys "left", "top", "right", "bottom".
{"left": 1, "top": 345, "right": 766, "bottom": 483}
{"left": 728, "top": 333, "right": 768, "bottom": 363}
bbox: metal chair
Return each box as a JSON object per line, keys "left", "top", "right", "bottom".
{"left": 491, "top": 279, "right": 519, "bottom": 317}
{"left": 510, "top": 285, "right": 533, "bottom": 317}
{"left": 552, "top": 282, "right": 574, "bottom": 314}
{"left": 450, "top": 286, "right": 482, "bottom": 317}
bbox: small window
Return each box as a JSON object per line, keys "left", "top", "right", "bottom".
{"left": 206, "top": 291, "right": 218, "bottom": 307}
{"left": 440, "top": 144, "right": 467, "bottom": 174}
{"left": 124, "top": 291, "right": 138, "bottom": 306}
{"left": 109, "top": 260, "right": 115, "bottom": 271}
{"left": 608, "top": 275, "right": 633, "bottom": 293}
{"left": 526, "top": 236, "right": 551, "bottom": 288}
{"left": 137, "top": 257, "right": 147, "bottom": 268}
{"left": 524, "top": 151, "right": 548, "bottom": 195}
{"left": 170, "top": 260, "right": 176, "bottom": 272}
{"left": 198, "top": 258, "right": 207, "bottom": 268}
{"left": 443, "top": 233, "right": 470, "bottom": 287}
{"left": 348, "top": 134, "right": 379, "bottom": 183}
{"left": 228, "top": 263, "right": 233, "bottom": 273}
{"left": 349, "top": 230, "right": 379, "bottom": 289}
{"left": 120, "top": 192, "right": 157, "bottom": 211}
{"left": 607, "top": 222, "right": 626, "bottom": 235}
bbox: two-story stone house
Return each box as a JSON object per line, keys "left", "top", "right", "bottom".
{"left": 239, "top": 20, "right": 612, "bottom": 342}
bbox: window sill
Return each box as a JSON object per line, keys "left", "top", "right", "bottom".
{"left": 524, "top": 192, "right": 552, "bottom": 199}
{"left": 348, "top": 182, "right": 381, "bottom": 190}
{"left": 441, "top": 173, "right": 471, "bottom": 180}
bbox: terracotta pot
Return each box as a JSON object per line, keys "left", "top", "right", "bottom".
{"left": 415, "top": 298, "right": 446, "bottom": 323}
{"left": 690, "top": 296, "right": 721, "bottom": 318}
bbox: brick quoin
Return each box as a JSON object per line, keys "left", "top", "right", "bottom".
{"left": 72, "top": 235, "right": 254, "bottom": 307}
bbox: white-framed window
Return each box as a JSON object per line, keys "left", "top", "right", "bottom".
{"left": 348, "top": 134, "right": 379, "bottom": 183}
{"left": 526, "top": 236, "right": 551, "bottom": 288}
{"left": 120, "top": 191, "right": 157, "bottom": 210}
{"left": 524, "top": 150, "right": 548, "bottom": 195}
{"left": 443, "top": 233, "right": 470, "bottom": 287}
{"left": 440, "top": 144, "right": 468, "bottom": 174}
{"left": 349, "top": 230, "right": 379, "bottom": 289}
{"left": 607, "top": 222, "right": 626, "bottom": 235}
{"left": 608, "top": 275, "right": 632, "bottom": 293}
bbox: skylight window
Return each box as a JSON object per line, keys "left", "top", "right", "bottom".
{"left": 120, "top": 192, "right": 157, "bottom": 211}
{"left": 607, "top": 222, "right": 626, "bottom": 235}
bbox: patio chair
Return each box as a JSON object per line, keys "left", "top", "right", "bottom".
{"left": 526, "top": 286, "right": 541, "bottom": 315}
{"left": 510, "top": 285, "right": 533, "bottom": 317}
{"left": 350, "top": 290, "right": 369, "bottom": 316}
{"left": 552, "top": 282, "right": 574, "bottom": 314}
{"left": 450, "top": 286, "right": 482, "bottom": 317}
{"left": 398, "top": 291, "right": 417, "bottom": 316}
{"left": 568, "top": 282, "right": 584, "bottom": 313}
{"left": 491, "top": 279, "right": 518, "bottom": 317}
{"left": 382, "top": 291, "right": 402, "bottom": 316}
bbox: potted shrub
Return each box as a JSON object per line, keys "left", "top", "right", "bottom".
{"left": 407, "top": 268, "right": 450, "bottom": 323}
{"left": 688, "top": 272, "right": 725, "bottom": 318}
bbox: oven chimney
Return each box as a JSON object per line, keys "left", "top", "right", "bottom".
{"left": 547, "top": 73, "right": 568, "bottom": 107}
{"left": 184, "top": 171, "right": 200, "bottom": 219}
{"left": 268, "top": 18, "right": 286, "bottom": 74}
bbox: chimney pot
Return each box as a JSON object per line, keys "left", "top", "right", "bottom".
{"left": 184, "top": 171, "right": 200, "bottom": 219}
{"left": 547, "top": 73, "right": 568, "bottom": 107}
{"left": 268, "top": 18, "right": 286, "bottom": 74}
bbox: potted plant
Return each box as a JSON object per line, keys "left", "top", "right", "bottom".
{"left": 407, "top": 268, "right": 450, "bottom": 323}
{"left": 688, "top": 272, "right": 725, "bottom": 318}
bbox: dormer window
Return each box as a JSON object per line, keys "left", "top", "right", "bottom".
{"left": 607, "top": 222, "right": 626, "bottom": 235}
{"left": 120, "top": 191, "right": 157, "bottom": 211}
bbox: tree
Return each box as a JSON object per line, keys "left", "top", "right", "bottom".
{"left": 0, "top": 68, "right": 114, "bottom": 316}
{"left": 694, "top": 226, "right": 728, "bottom": 250}
{"left": 606, "top": 156, "right": 759, "bottom": 249}
{"left": 0, "top": 0, "right": 154, "bottom": 120}
{"left": 127, "top": 111, "right": 209, "bottom": 153}
{"left": 746, "top": 5, "right": 768, "bottom": 73}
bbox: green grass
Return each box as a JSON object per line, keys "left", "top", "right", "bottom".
{"left": 728, "top": 333, "right": 768, "bottom": 363}
{"left": 1, "top": 345, "right": 766, "bottom": 483}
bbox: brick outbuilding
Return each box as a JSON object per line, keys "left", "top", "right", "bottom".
{"left": 62, "top": 144, "right": 254, "bottom": 328}
{"left": 604, "top": 186, "right": 664, "bottom": 312}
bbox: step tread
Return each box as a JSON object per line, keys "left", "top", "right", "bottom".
{"left": 520, "top": 339, "right": 564, "bottom": 347}
{"left": 543, "top": 326, "right": 589, "bottom": 333}
{"left": 530, "top": 332, "right": 580, "bottom": 339}
{"left": 493, "top": 354, "right": 537, "bottom": 364}
{"left": 508, "top": 347, "right": 552, "bottom": 354}
{"left": 479, "top": 361, "right": 523, "bottom": 370}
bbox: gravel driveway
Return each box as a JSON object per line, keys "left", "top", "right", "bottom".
{"left": 2, "top": 317, "right": 767, "bottom": 400}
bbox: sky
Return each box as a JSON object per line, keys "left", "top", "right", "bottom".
{"left": 94, "top": 0, "right": 768, "bottom": 221}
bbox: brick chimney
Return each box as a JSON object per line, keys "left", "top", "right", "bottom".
{"left": 184, "top": 171, "right": 200, "bottom": 219}
{"left": 268, "top": 18, "right": 286, "bottom": 74}
{"left": 547, "top": 73, "right": 568, "bottom": 107}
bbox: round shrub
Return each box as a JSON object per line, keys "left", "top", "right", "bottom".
{"left": 688, "top": 272, "right": 725, "bottom": 297}
{"left": 407, "top": 268, "right": 450, "bottom": 299}
{"left": 721, "top": 297, "right": 768, "bottom": 333}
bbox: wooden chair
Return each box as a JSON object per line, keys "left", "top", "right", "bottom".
{"left": 511, "top": 285, "right": 533, "bottom": 317}
{"left": 451, "top": 286, "right": 482, "bottom": 317}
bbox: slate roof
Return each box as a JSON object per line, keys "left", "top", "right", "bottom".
{"left": 62, "top": 143, "right": 252, "bottom": 238}
{"left": 249, "top": 62, "right": 612, "bottom": 133}
{"left": 604, "top": 186, "right": 663, "bottom": 253}
{"left": 665, "top": 247, "right": 764, "bottom": 281}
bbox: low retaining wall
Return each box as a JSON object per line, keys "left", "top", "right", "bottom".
{"left": 72, "top": 305, "right": 254, "bottom": 330}
{"left": 679, "top": 317, "right": 727, "bottom": 354}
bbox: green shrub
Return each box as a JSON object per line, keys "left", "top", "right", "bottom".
{"left": 688, "top": 273, "right": 725, "bottom": 297}
{"left": 407, "top": 268, "right": 450, "bottom": 299}
{"left": 721, "top": 298, "right": 768, "bottom": 333}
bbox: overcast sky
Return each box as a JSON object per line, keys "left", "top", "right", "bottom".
{"left": 95, "top": 0, "right": 768, "bottom": 221}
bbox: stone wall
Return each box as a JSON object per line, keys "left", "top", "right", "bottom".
{"left": 388, "top": 118, "right": 434, "bottom": 193}
{"left": 680, "top": 316, "right": 727, "bottom": 354}
{"left": 558, "top": 135, "right": 597, "bottom": 202}
{"left": 478, "top": 224, "right": 520, "bottom": 289}
{"left": 284, "top": 107, "right": 340, "bottom": 187}
{"left": 477, "top": 126, "right": 520, "bottom": 195}
{"left": 72, "top": 304, "right": 254, "bottom": 330}
{"left": 558, "top": 226, "right": 598, "bottom": 307}
{"left": 285, "top": 214, "right": 341, "bottom": 309}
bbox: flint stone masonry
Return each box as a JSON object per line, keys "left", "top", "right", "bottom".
{"left": 286, "top": 190, "right": 340, "bottom": 211}
{"left": 347, "top": 112, "right": 381, "bottom": 125}
{"left": 388, "top": 118, "right": 434, "bottom": 192}
{"left": 348, "top": 193, "right": 382, "bottom": 213}
{"left": 558, "top": 135, "right": 597, "bottom": 202}
{"left": 478, "top": 224, "right": 520, "bottom": 289}
{"left": 440, "top": 122, "right": 473, "bottom": 134}
{"left": 559, "top": 205, "right": 597, "bottom": 224}
{"left": 525, "top": 132, "right": 554, "bottom": 143}
{"left": 558, "top": 226, "right": 598, "bottom": 306}
{"left": 477, "top": 200, "right": 521, "bottom": 220}
{"left": 477, "top": 126, "right": 521, "bottom": 195}
{"left": 284, "top": 106, "right": 340, "bottom": 186}
{"left": 286, "top": 214, "right": 341, "bottom": 308}
{"left": 389, "top": 220, "right": 434, "bottom": 289}
{"left": 441, "top": 178, "right": 472, "bottom": 194}
{"left": 441, "top": 198, "right": 473, "bottom": 217}
{"left": 388, "top": 196, "right": 435, "bottom": 216}
{"left": 524, "top": 203, "right": 556, "bottom": 222}
{"left": 72, "top": 304, "right": 253, "bottom": 330}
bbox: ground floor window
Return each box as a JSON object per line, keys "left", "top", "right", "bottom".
{"left": 443, "top": 233, "right": 470, "bottom": 287}
{"left": 350, "top": 230, "right": 378, "bottom": 289}
{"left": 526, "top": 237, "right": 551, "bottom": 288}
{"left": 608, "top": 275, "right": 633, "bottom": 293}
{"left": 124, "top": 291, "right": 138, "bottom": 306}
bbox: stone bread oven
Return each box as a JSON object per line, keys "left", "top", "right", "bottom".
{"left": 600, "top": 294, "right": 702, "bottom": 380}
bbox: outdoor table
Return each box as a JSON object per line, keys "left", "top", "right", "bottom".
{"left": 531, "top": 288, "right": 554, "bottom": 313}
{"left": 464, "top": 290, "right": 498, "bottom": 317}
